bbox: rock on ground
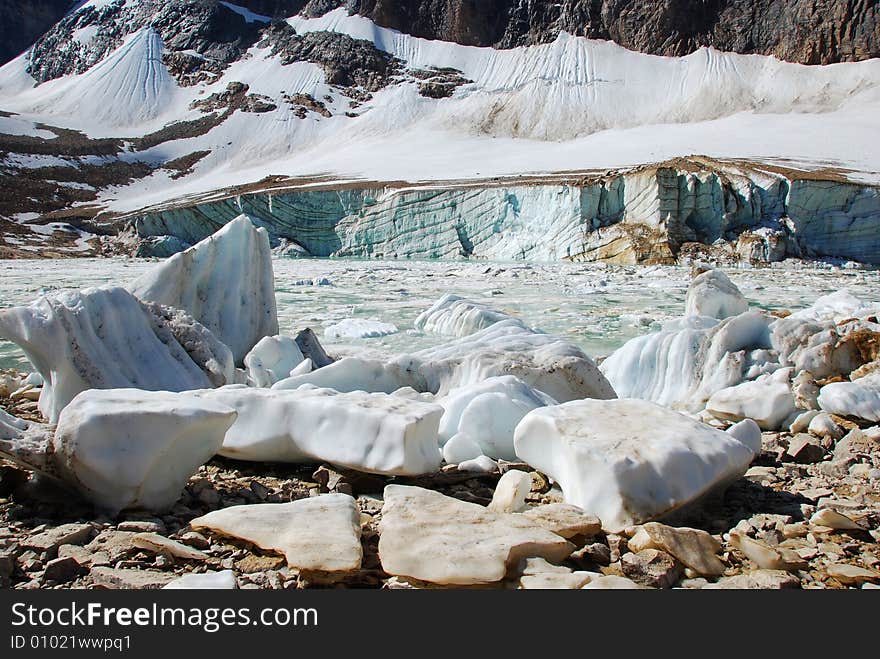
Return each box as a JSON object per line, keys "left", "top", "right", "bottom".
{"left": 378, "top": 485, "right": 573, "bottom": 585}
{"left": 190, "top": 494, "right": 362, "bottom": 576}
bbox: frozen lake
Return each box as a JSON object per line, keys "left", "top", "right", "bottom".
{"left": 1, "top": 257, "right": 878, "bottom": 371}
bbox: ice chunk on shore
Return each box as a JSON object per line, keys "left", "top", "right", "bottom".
{"left": 818, "top": 375, "right": 880, "bottom": 422}
{"left": 414, "top": 294, "right": 515, "bottom": 337}
{"left": 130, "top": 215, "right": 278, "bottom": 363}
{"left": 513, "top": 399, "right": 755, "bottom": 532}
{"left": 685, "top": 268, "right": 748, "bottom": 320}
{"left": 275, "top": 319, "right": 616, "bottom": 403}
{"left": 0, "top": 287, "right": 230, "bottom": 422}
{"left": 378, "top": 485, "right": 573, "bottom": 585}
{"left": 726, "top": 418, "right": 763, "bottom": 454}
{"left": 52, "top": 390, "right": 236, "bottom": 513}
{"left": 437, "top": 376, "right": 556, "bottom": 460}
{"left": 706, "top": 377, "right": 798, "bottom": 430}
{"left": 243, "top": 335, "right": 304, "bottom": 387}
{"left": 324, "top": 319, "right": 399, "bottom": 339}
{"left": 164, "top": 571, "right": 237, "bottom": 590}
{"left": 601, "top": 311, "right": 773, "bottom": 411}
{"left": 197, "top": 386, "right": 443, "bottom": 476}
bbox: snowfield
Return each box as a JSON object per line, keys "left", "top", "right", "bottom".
{"left": 0, "top": 6, "right": 878, "bottom": 217}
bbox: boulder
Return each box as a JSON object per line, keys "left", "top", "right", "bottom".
{"left": 190, "top": 494, "right": 362, "bottom": 575}
{"left": 378, "top": 485, "right": 573, "bottom": 585}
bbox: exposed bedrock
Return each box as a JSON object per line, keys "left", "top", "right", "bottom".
{"left": 128, "top": 165, "right": 880, "bottom": 265}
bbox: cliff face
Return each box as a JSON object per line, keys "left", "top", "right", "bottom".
{"left": 0, "top": 0, "right": 75, "bottom": 64}
{"left": 2, "top": 1, "right": 877, "bottom": 67}
{"left": 344, "top": 0, "right": 879, "bottom": 64}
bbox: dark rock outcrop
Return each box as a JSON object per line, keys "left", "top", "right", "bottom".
{"left": 344, "top": 0, "right": 879, "bottom": 64}
{"left": 0, "top": 0, "right": 75, "bottom": 65}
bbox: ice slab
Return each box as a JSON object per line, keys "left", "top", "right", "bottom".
{"left": 414, "top": 294, "right": 515, "bottom": 337}
{"left": 818, "top": 375, "right": 880, "bottom": 422}
{"left": 0, "top": 286, "right": 231, "bottom": 422}
{"left": 437, "top": 375, "right": 556, "bottom": 460}
{"left": 324, "top": 318, "right": 399, "bottom": 339}
{"left": 51, "top": 389, "right": 236, "bottom": 513}
{"left": 685, "top": 268, "right": 748, "bottom": 320}
{"left": 513, "top": 398, "right": 755, "bottom": 532}
{"left": 197, "top": 386, "right": 443, "bottom": 476}
{"left": 706, "top": 377, "right": 798, "bottom": 430}
{"left": 243, "top": 335, "right": 304, "bottom": 387}
{"left": 601, "top": 311, "right": 773, "bottom": 411}
{"left": 130, "top": 215, "right": 278, "bottom": 363}
{"left": 275, "top": 318, "right": 616, "bottom": 404}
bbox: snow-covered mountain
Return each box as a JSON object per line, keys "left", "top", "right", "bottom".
{"left": 0, "top": 0, "right": 878, "bottom": 263}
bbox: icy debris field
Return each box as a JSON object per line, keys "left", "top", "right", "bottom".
{"left": 0, "top": 257, "right": 877, "bottom": 370}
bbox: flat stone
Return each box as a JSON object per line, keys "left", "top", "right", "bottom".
{"left": 22, "top": 524, "right": 93, "bottom": 556}
{"left": 42, "top": 557, "right": 86, "bottom": 584}
{"left": 728, "top": 531, "right": 807, "bottom": 571}
{"left": 131, "top": 533, "right": 208, "bottom": 561}
{"left": 704, "top": 570, "right": 801, "bottom": 589}
{"left": 834, "top": 429, "right": 879, "bottom": 461}
{"left": 520, "top": 503, "right": 602, "bottom": 539}
{"left": 118, "top": 520, "right": 166, "bottom": 534}
{"left": 57, "top": 545, "right": 94, "bottom": 566}
{"left": 90, "top": 567, "right": 175, "bottom": 590}
{"left": 190, "top": 493, "right": 362, "bottom": 575}
{"left": 621, "top": 549, "right": 683, "bottom": 589}
{"left": 627, "top": 523, "right": 725, "bottom": 577}
{"left": 826, "top": 563, "right": 880, "bottom": 586}
{"left": 85, "top": 530, "right": 137, "bottom": 563}
{"left": 178, "top": 531, "right": 210, "bottom": 550}
{"left": 234, "top": 554, "right": 286, "bottom": 574}
{"left": 810, "top": 508, "right": 863, "bottom": 531}
{"left": 378, "top": 485, "right": 573, "bottom": 585}
{"left": 785, "top": 434, "right": 826, "bottom": 464}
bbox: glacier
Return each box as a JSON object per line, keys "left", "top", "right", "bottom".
{"left": 125, "top": 164, "right": 880, "bottom": 265}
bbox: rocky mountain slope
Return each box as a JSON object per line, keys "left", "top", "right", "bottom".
{"left": 0, "top": 0, "right": 76, "bottom": 65}
{"left": 6, "top": 1, "right": 875, "bottom": 67}
{"left": 0, "top": 1, "right": 878, "bottom": 263}
{"left": 339, "top": 0, "right": 880, "bottom": 64}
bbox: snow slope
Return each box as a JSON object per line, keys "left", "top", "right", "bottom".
{"left": 0, "top": 6, "right": 878, "bottom": 215}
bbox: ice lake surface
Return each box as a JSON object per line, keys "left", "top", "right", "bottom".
{"left": 1, "top": 257, "right": 878, "bottom": 371}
